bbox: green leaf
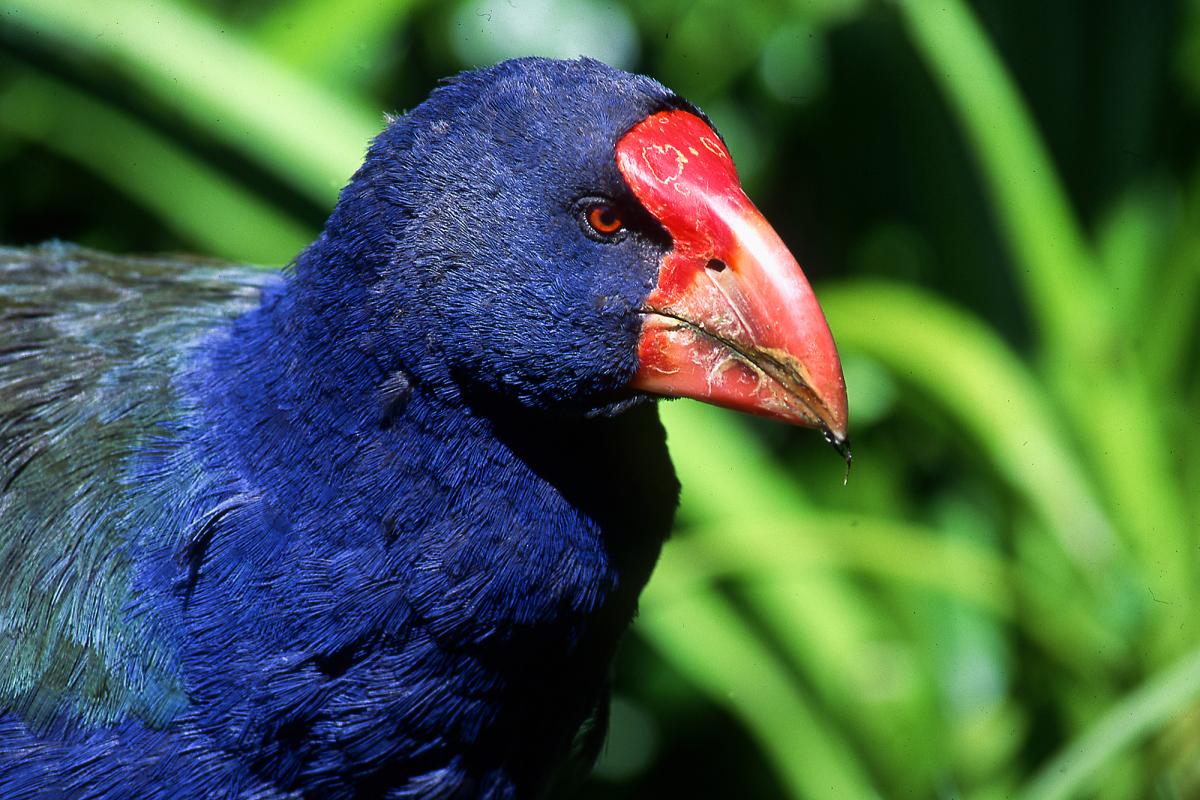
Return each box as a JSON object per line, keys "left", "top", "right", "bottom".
{"left": 648, "top": 514, "right": 1012, "bottom": 619}
{"left": 0, "top": 69, "right": 312, "bottom": 264}
{"left": 1095, "top": 184, "right": 1171, "bottom": 330}
{"left": 897, "top": 0, "right": 1106, "bottom": 359}
{"left": 253, "top": 0, "right": 424, "bottom": 87}
{"left": 5, "top": 0, "right": 380, "bottom": 204}
{"left": 818, "top": 281, "right": 1113, "bottom": 569}
{"left": 660, "top": 401, "right": 813, "bottom": 522}
{"left": 1143, "top": 169, "right": 1200, "bottom": 397}
{"left": 1022, "top": 646, "right": 1200, "bottom": 800}
{"left": 660, "top": 402, "right": 929, "bottom": 791}
{"left": 898, "top": 0, "right": 1197, "bottom": 649}
{"left": 639, "top": 555, "right": 882, "bottom": 800}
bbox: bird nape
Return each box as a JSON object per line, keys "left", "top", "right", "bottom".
{"left": 0, "top": 58, "right": 847, "bottom": 799}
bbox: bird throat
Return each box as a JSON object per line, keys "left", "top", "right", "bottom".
{"left": 149, "top": 280, "right": 681, "bottom": 791}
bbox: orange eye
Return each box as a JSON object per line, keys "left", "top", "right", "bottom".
{"left": 586, "top": 204, "right": 624, "bottom": 236}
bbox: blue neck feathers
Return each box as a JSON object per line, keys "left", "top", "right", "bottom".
{"left": 126, "top": 248, "right": 678, "bottom": 792}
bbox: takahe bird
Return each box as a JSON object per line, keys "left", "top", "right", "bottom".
{"left": 0, "top": 58, "right": 847, "bottom": 798}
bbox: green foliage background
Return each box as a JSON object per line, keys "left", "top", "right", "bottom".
{"left": 2, "top": 1, "right": 1199, "bottom": 797}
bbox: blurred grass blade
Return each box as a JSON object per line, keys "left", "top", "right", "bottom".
{"left": 659, "top": 401, "right": 813, "bottom": 521}
{"left": 254, "top": 0, "right": 424, "bottom": 87}
{"left": 1143, "top": 168, "right": 1200, "bottom": 394}
{"left": 1144, "top": 238, "right": 1200, "bottom": 394}
{"left": 1096, "top": 185, "right": 1167, "bottom": 330}
{"left": 652, "top": 515, "right": 1012, "bottom": 619}
{"left": 1022, "top": 646, "right": 1200, "bottom": 800}
{"left": 5, "top": 0, "right": 380, "bottom": 205}
{"left": 899, "top": 0, "right": 1196, "bottom": 640}
{"left": 657, "top": 407, "right": 945, "bottom": 796}
{"left": 818, "top": 281, "right": 1112, "bottom": 567}
{"left": 639, "top": 556, "right": 882, "bottom": 800}
{"left": 0, "top": 69, "right": 312, "bottom": 264}
{"left": 898, "top": 0, "right": 1106, "bottom": 358}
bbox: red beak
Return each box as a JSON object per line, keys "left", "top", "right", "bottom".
{"left": 617, "top": 110, "right": 849, "bottom": 460}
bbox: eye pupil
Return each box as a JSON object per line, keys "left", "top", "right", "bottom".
{"left": 587, "top": 204, "right": 623, "bottom": 236}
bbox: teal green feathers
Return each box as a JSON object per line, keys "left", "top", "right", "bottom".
{"left": 0, "top": 242, "right": 265, "bottom": 727}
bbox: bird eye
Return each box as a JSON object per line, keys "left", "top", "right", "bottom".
{"left": 582, "top": 201, "right": 625, "bottom": 239}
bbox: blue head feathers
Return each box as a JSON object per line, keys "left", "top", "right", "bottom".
{"left": 298, "top": 57, "right": 688, "bottom": 413}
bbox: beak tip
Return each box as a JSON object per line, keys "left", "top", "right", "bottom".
{"left": 823, "top": 428, "right": 852, "bottom": 483}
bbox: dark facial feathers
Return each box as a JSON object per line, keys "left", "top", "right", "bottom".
{"left": 307, "top": 57, "right": 686, "bottom": 411}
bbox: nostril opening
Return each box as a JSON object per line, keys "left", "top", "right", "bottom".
{"left": 705, "top": 258, "right": 727, "bottom": 272}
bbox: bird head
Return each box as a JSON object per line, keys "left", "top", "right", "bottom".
{"left": 313, "top": 57, "right": 847, "bottom": 452}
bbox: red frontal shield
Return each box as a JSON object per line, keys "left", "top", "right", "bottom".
{"left": 616, "top": 110, "right": 848, "bottom": 453}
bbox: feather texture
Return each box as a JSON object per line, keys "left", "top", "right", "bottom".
{"left": 0, "top": 242, "right": 265, "bottom": 728}
{"left": 0, "top": 57, "right": 684, "bottom": 798}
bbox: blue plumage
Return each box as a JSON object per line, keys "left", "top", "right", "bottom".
{"left": 0, "top": 59, "right": 688, "bottom": 797}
